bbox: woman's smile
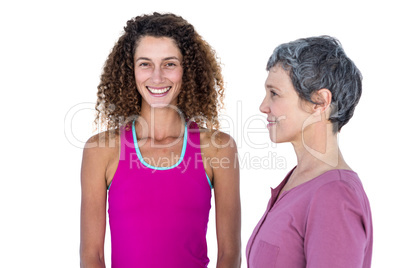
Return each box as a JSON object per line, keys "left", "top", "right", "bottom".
{"left": 267, "top": 119, "right": 277, "bottom": 128}
{"left": 146, "top": 86, "right": 172, "bottom": 96}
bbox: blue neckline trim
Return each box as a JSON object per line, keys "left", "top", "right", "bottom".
{"left": 206, "top": 173, "right": 213, "bottom": 189}
{"left": 132, "top": 121, "right": 188, "bottom": 170}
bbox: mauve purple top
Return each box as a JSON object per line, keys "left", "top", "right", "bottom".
{"left": 108, "top": 122, "right": 212, "bottom": 268}
{"left": 246, "top": 168, "right": 373, "bottom": 268}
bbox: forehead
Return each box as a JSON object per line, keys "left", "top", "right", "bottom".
{"left": 265, "top": 65, "right": 293, "bottom": 90}
{"left": 134, "top": 36, "right": 182, "bottom": 59}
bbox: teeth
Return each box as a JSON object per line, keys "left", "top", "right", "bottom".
{"left": 147, "top": 86, "right": 171, "bottom": 94}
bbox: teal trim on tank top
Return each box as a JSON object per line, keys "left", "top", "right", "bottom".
{"left": 205, "top": 173, "right": 213, "bottom": 189}
{"left": 107, "top": 121, "right": 213, "bottom": 190}
{"left": 132, "top": 121, "right": 188, "bottom": 170}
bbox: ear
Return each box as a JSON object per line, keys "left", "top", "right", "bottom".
{"left": 312, "top": 88, "right": 332, "bottom": 113}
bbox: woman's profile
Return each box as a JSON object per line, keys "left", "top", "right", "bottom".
{"left": 247, "top": 36, "right": 373, "bottom": 267}
{"left": 80, "top": 12, "right": 241, "bottom": 268}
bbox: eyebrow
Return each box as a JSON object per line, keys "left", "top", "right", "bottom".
{"left": 135, "top": 56, "right": 181, "bottom": 62}
{"left": 265, "top": 84, "right": 282, "bottom": 91}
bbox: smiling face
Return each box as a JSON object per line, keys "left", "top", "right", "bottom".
{"left": 259, "top": 65, "right": 313, "bottom": 144}
{"left": 134, "top": 36, "right": 183, "bottom": 109}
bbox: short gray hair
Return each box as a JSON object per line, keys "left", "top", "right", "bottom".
{"left": 267, "top": 36, "right": 362, "bottom": 133}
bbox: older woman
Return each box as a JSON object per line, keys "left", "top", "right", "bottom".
{"left": 80, "top": 13, "right": 240, "bottom": 268}
{"left": 246, "top": 36, "right": 373, "bottom": 268}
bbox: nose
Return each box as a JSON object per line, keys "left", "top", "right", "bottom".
{"left": 259, "top": 95, "right": 270, "bottom": 114}
{"left": 151, "top": 66, "right": 164, "bottom": 84}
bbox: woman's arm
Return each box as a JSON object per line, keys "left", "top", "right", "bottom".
{"left": 305, "top": 180, "right": 369, "bottom": 268}
{"left": 209, "top": 132, "right": 241, "bottom": 268}
{"left": 80, "top": 133, "right": 117, "bottom": 268}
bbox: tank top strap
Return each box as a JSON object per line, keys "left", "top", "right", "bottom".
{"left": 185, "top": 120, "right": 202, "bottom": 160}
{"left": 185, "top": 121, "right": 213, "bottom": 189}
{"left": 119, "top": 124, "right": 136, "bottom": 162}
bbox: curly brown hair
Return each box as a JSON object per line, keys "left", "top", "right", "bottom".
{"left": 95, "top": 12, "right": 224, "bottom": 131}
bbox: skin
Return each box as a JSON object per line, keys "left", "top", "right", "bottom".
{"left": 80, "top": 36, "right": 241, "bottom": 268}
{"left": 259, "top": 65, "right": 351, "bottom": 195}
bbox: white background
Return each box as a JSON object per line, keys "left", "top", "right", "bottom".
{"left": 1, "top": 0, "right": 401, "bottom": 267}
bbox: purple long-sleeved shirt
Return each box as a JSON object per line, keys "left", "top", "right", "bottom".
{"left": 246, "top": 168, "right": 373, "bottom": 268}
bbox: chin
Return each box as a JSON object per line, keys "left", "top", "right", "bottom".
{"left": 143, "top": 96, "right": 170, "bottom": 107}
{"left": 269, "top": 132, "right": 278, "bottom": 143}
{"left": 150, "top": 102, "right": 168, "bottom": 107}
{"left": 269, "top": 134, "right": 287, "bottom": 144}
{"left": 149, "top": 101, "right": 179, "bottom": 110}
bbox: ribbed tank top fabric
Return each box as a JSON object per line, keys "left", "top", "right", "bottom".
{"left": 108, "top": 121, "right": 212, "bottom": 268}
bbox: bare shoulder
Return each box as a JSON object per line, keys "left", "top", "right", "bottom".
{"left": 82, "top": 130, "right": 120, "bottom": 184}
{"left": 198, "top": 128, "right": 239, "bottom": 186}
{"left": 84, "top": 130, "right": 119, "bottom": 156}
{"left": 85, "top": 129, "right": 119, "bottom": 149}
{"left": 199, "top": 128, "right": 237, "bottom": 158}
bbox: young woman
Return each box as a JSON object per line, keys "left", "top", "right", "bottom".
{"left": 80, "top": 13, "right": 241, "bottom": 268}
{"left": 246, "top": 36, "right": 373, "bottom": 267}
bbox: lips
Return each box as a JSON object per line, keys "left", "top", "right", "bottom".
{"left": 146, "top": 86, "right": 171, "bottom": 94}
{"left": 267, "top": 119, "right": 277, "bottom": 127}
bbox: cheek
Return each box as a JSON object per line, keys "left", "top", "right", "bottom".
{"left": 169, "top": 69, "right": 183, "bottom": 84}
{"left": 134, "top": 67, "right": 153, "bottom": 82}
{"left": 134, "top": 71, "right": 145, "bottom": 84}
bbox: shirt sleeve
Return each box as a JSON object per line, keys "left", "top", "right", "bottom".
{"left": 304, "top": 179, "right": 368, "bottom": 268}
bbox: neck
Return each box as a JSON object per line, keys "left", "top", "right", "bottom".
{"left": 136, "top": 103, "right": 185, "bottom": 140}
{"left": 291, "top": 121, "right": 349, "bottom": 173}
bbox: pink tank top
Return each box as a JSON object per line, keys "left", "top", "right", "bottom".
{"left": 108, "top": 121, "right": 212, "bottom": 268}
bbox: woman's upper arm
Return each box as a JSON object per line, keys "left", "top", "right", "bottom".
{"left": 305, "top": 181, "right": 368, "bottom": 268}
{"left": 80, "top": 134, "right": 113, "bottom": 264}
{"left": 210, "top": 132, "right": 241, "bottom": 266}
